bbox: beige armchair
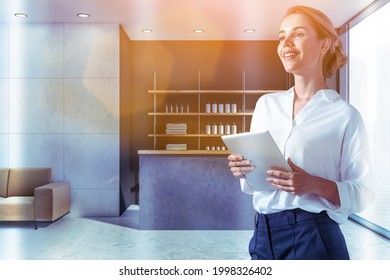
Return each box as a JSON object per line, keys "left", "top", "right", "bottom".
{"left": 0, "top": 168, "right": 70, "bottom": 229}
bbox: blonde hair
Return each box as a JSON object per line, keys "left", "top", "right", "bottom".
{"left": 285, "top": 6, "right": 347, "bottom": 79}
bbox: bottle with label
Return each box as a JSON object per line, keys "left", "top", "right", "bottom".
{"left": 175, "top": 103, "right": 179, "bottom": 113}
{"left": 170, "top": 104, "right": 173, "bottom": 113}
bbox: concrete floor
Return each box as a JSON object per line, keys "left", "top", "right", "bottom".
{"left": 1, "top": 206, "right": 389, "bottom": 260}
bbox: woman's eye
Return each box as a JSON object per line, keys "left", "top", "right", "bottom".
{"left": 279, "top": 36, "right": 285, "bottom": 41}
{"left": 295, "top": 32, "right": 304, "bottom": 38}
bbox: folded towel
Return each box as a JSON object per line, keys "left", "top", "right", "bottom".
{"left": 166, "top": 129, "right": 187, "bottom": 134}
{"left": 166, "top": 123, "right": 187, "bottom": 130}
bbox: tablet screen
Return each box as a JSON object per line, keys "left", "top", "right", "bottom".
{"left": 222, "top": 131, "right": 291, "bottom": 191}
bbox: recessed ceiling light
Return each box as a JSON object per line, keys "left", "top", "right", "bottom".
{"left": 193, "top": 29, "right": 204, "bottom": 33}
{"left": 14, "top": 13, "right": 28, "bottom": 18}
{"left": 77, "top": 13, "right": 90, "bottom": 18}
{"left": 142, "top": 29, "right": 153, "bottom": 33}
{"left": 245, "top": 29, "right": 256, "bottom": 33}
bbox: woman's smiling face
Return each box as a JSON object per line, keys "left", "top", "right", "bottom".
{"left": 277, "top": 13, "right": 328, "bottom": 77}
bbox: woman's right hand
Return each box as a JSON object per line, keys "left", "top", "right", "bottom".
{"left": 228, "top": 154, "right": 255, "bottom": 179}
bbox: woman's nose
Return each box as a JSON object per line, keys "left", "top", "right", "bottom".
{"left": 283, "top": 37, "right": 293, "bottom": 47}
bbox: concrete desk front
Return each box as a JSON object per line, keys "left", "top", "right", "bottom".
{"left": 138, "top": 150, "right": 256, "bottom": 230}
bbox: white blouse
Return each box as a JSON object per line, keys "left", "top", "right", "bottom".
{"left": 241, "top": 88, "right": 374, "bottom": 224}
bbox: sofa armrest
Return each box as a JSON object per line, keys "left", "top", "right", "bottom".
{"left": 34, "top": 182, "right": 71, "bottom": 221}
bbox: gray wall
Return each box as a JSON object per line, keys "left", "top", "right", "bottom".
{"left": 0, "top": 23, "right": 120, "bottom": 217}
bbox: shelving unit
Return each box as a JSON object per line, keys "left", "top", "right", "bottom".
{"left": 148, "top": 71, "right": 282, "bottom": 151}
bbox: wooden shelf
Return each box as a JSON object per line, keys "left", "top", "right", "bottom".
{"left": 148, "top": 112, "right": 253, "bottom": 116}
{"left": 148, "top": 89, "right": 281, "bottom": 94}
{"left": 148, "top": 71, "right": 284, "bottom": 150}
{"left": 148, "top": 134, "right": 230, "bottom": 138}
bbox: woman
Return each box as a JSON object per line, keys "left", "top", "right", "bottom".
{"left": 228, "top": 5, "right": 374, "bottom": 260}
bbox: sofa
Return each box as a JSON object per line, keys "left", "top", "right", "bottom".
{"left": 0, "top": 167, "right": 70, "bottom": 228}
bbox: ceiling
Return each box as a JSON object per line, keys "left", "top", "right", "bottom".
{"left": 0, "top": 0, "right": 377, "bottom": 40}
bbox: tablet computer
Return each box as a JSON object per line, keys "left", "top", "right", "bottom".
{"left": 222, "top": 131, "right": 292, "bottom": 191}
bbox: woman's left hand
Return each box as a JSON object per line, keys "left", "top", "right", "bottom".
{"left": 266, "top": 158, "right": 340, "bottom": 205}
{"left": 266, "top": 158, "right": 319, "bottom": 195}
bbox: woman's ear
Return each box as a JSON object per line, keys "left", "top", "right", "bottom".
{"left": 320, "top": 38, "right": 331, "bottom": 54}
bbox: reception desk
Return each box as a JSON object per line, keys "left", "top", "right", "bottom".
{"left": 138, "top": 150, "right": 256, "bottom": 230}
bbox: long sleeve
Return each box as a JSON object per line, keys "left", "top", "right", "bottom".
{"left": 336, "top": 114, "right": 374, "bottom": 214}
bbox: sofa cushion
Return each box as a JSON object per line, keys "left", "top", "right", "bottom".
{"left": 0, "top": 197, "right": 35, "bottom": 221}
{"left": 0, "top": 168, "right": 9, "bottom": 198}
{"left": 8, "top": 168, "right": 52, "bottom": 197}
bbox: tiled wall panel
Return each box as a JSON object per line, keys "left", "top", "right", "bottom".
{"left": 3, "top": 23, "right": 120, "bottom": 217}
{"left": 9, "top": 79, "right": 64, "bottom": 133}
{"left": 8, "top": 134, "right": 64, "bottom": 181}
{"left": 64, "top": 24, "right": 119, "bottom": 78}
{"left": 0, "top": 79, "right": 8, "bottom": 134}
{"left": 64, "top": 134, "right": 119, "bottom": 191}
{"left": 0, "top": 24, "right": 8, "bottom": 78}
{"left": 9, "top": 24, "right": 63, "bottom": 78}
{"left": 0, "top": 134, "right": 8, "bottom": 167}
{"left": 64, "top": 79, "right": 119, "bottom": 133}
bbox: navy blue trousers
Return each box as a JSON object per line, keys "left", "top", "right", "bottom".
{"left": 249, "top": 209, "right": 350, "bottom": 260}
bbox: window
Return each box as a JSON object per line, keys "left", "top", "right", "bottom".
{"left": 348, "top": 1, "right": 390, "bottom": 233}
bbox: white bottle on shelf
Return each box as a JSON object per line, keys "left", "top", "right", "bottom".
{"left": 225, "top": 102, "right": 231, "bottom": 113}
{"left": 218, "top": 102, "right": 224, "bottom": 113}
{"left": 212, "top": 102, "right": 218, "bottom": 113}
{"left": 205, "top": 102, "right": 211, "bottom": 113}
{"left": 218, "top": 122, "right": 224, "bottom": 134}
{"left": 165, "top": 104, "right": 169, "bottom": 113}
{"left": 206, "top": 123, "right": 211, "bottom": 135}
{"left": 180, "top": 104, "right": 184, "bottom": 113}
{"left": 170, "top": 104, "right": 173, "bottom": 113}
{"left": 225, "top": 123, "right": 231, "bottom": 135}
{"left": 187, "top": 104, "right": 190, "bottom": 113}
{"left": 231, "top": 122, "right": 237, "bottom": 134}
{"left": 232, "top": 102, "right": 237, "bottom": 113}
{"left": 212, "top": 123, "right": 218, "bottom": 134}
{"left": 175, "top": 103, "right": 179, "bottom": 113}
